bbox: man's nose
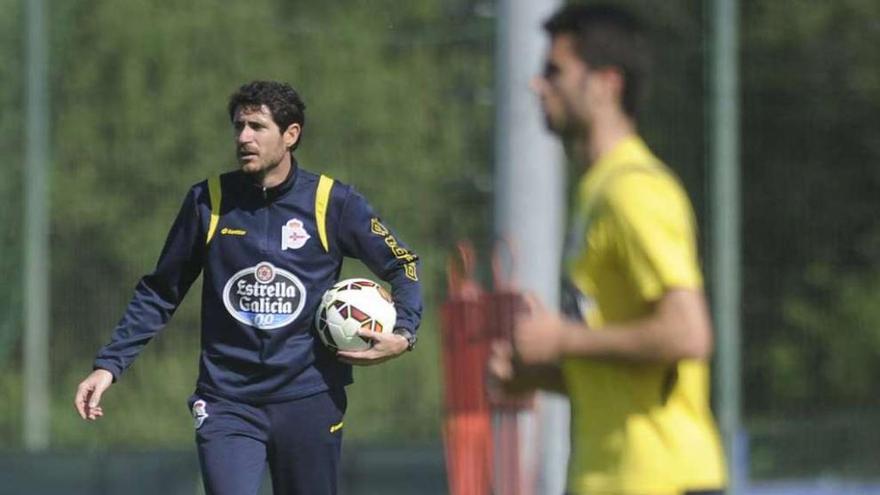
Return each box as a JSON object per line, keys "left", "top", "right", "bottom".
{"left": 529, "top": 76, "right": 546, "bottom": 95}
{"left": 237, "top": 127, "right": 252, "bottom": 143}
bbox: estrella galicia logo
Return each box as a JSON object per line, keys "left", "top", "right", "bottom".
{"left": 222, "top": 261, "right": 307, "bottom": 330}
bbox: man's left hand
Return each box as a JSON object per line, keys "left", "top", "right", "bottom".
{"left": 337, "top": 329, "right": 409, "bottom": 366}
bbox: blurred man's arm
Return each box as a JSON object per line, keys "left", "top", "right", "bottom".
{"left": 514, "top": 289, "right": 712, "bottom": 366}
{"left": 569, "top": 288, "right": 712, "bottom": 362}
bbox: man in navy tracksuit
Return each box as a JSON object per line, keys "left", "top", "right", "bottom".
{"left": 74, "top": 81, "right": 422, "bottom": 495}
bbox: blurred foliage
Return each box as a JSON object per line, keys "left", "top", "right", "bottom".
{"left": 749, "top": 410, "right": 880, "bottom": 479}
{"left": 1, "top": 0, "right": 879, "bottom": 481}
{"left": 778, "top": 266, "right": 880, "bottom": 406}
{"left": 0, "top": 0, "right": 23, "bottom": 366}
{"left": 740, "top": 0, "right": 880, "bottom": 415}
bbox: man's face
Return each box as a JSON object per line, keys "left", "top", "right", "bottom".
{"left": 533, "top": 34, "right": 594, "bottom": 137}
{"left": 232, "top": 104, "right": 298, "bottom": 176}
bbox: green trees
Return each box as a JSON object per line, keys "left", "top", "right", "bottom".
{"left": 740, "top": 0, "right": 880, "bottom": 416}
{"left": 0, "top": 0, "right": 23, "bottom": 369}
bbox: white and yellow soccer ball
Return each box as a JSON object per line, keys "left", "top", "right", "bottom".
{"left": 315, "top": 278, "right": 397, "bottom": 351}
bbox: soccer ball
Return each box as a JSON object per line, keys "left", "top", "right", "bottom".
{"left": 315, "top": 278, "right": 397, "bottom": 351}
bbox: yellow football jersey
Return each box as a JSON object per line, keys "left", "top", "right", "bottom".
{"left": 562, "top": 135, "right": 727, "bottom": 494}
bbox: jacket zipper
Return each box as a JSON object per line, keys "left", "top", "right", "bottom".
{"left": 262, "top": 186, "right": 269, "bottom": 254}
{"left": 260, "top": 185, "right": 270, "bottom": 360}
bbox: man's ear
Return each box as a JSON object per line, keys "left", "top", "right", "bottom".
{"left": 596, "top": 66, "right": 625, "bottom": 102}
{"left": 283, "top": 123, "right": 302, "bottom": 150}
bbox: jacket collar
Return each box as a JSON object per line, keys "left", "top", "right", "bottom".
{"left": 244, "top": 159, "right": 298, "bottom": 200}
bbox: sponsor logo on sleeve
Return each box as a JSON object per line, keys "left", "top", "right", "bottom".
{"left": 223, "top": 262, "right": 307, "bottom": 330}
{"left": 370, "top": 218, "right": 419, "bottom": 281}
{"left": 404, "top": 263, "right": 418, "bottom": 281}
{"left": 370, "top": 218, "right": 390, "bottom": 236}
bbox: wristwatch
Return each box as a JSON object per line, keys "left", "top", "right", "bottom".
{"left": 392, "top": 328, "right": 417, "bottom": 351}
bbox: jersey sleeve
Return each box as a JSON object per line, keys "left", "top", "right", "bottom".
{"left": 605, "top": 171, "right": 703, "bottom": 302}
{"left": 336, "top": 188, "right": 423, "bottom": 334}
{"left": 93, "top": 185, "right": 206, "bottom": 380}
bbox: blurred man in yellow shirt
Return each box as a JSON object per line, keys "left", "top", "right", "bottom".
{"left": 489, "top": 4, "right": 726, "bottom": 494}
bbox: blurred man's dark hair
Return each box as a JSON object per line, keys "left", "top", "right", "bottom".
{"left": 544, "top": 4, "right": 650, "bottom": 118}
{"left": 227, "top": 81, "right": 307, "bottom": 151}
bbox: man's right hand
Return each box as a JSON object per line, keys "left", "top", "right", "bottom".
{"left": 487, "top": 340, "right": 568, "bottom": 397}
{"left": 488, "top": 340, "right": 516, "bottom": 383}
{"left": 487, "top": 340, "right": 534, "bottom": 397}
{"left": 74, "top": 369, "right": 114, "bottom": 420}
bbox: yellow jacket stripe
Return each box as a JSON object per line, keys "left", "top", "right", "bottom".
{"left": 207, "top": 174, "right": 332, "bottom": 249}
{"left": 315, "top": 175, "right": 334, "bottom": 252}
{"left": 206, "top": 175, "right": 222, "bottom": 245}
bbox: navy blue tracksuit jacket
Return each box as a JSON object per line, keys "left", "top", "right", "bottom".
{"left": 94, "top": 165, "right": 422, "bottom": 403}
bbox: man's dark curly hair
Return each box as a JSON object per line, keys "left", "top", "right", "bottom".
{"left": 227, "top": 81, "right": 306, "bottom": 151}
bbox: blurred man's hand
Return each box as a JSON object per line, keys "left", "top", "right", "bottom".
{"left": 512, "top": 293, "right": 569, "bottom": 366}
{"left": 487, "top": 338, "right": 567, "bottom": 397}
{"left": 488, "top": 340, "right": 516, "bottom": 382}
{"left": 487, "top": 339, "right": 528, "bottom": 398}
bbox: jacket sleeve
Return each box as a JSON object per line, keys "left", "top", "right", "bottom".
{"left": 93, "top": 186, "right": 206, "bottom": 380}
{"left": 336, "top": 188, "right": 423, "bottom": 334}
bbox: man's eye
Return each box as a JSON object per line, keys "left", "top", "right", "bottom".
{"left": 544, "top": 64, "right": 559, "bottom": 79}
